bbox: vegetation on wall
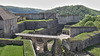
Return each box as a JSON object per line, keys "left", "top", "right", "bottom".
{"left": 73, "top": 14, "right": 100, "bottom": 30}
{"left": 85, "top": 43, "right": 100, "bottom": 56}
{"left": 70, "top": 31, "right": 100, "bottom": 41}
{"left": 17, "top": 19, "right": 54, "bottom": 24}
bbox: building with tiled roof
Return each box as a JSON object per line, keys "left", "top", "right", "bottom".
{"left": 0, "top": 8, "right": 17, "bottom": 38}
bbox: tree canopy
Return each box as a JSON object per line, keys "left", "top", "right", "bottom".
{"left": 73, "top": 15, "right": 100, "bottom": 30}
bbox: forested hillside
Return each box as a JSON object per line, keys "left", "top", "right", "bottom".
{"left": 46, "top": 5, "right": 100, "bottom": 19}
{"left": 1, "top": 5, "right": 100, "bottom": 19}
{"left": 0, "top": 5, "right": 44, "bottom": 13}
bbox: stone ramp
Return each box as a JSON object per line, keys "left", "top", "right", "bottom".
{"left": 15, "top": 33, "right": 70, "bottom": 39}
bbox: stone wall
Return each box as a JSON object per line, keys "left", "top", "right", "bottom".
{"left": 14, "top": 12, "right": 58, "bottom": 20}
{"left": 62, "top": 30, "right": 69, "bottom": 35}
{"left": 0, "top": 40, "right": 23, "bottom": 45}
{"left": 17, "top": 19, "right": 61, "bottom": 35}
{"left": 63, "top": 31, "right": 100, "bottom": 52}
{"left": 70, "top": 27, "right": 98, "bottom": 37}
{"left": 0, "top": 21, "right": 4, "bottom": 29}
{"left": 58, "top": 15, "right": 79, "bottom": 24}
{"left": 29, "top": 20, "right": 60, "bottom": 35}
{"left": 4, "top": 18, "right": 18, "bottom": 38}
{"left": 18, "top": 22, "right": 25, "bottom": 32}
{"left": 0, "top": 30, "right": 4, "bottom": 37}
{"left": 47, "top": 19, "right": 59, "bottom": 28}
{"left": 25, "top": 21, "right": 47, "bottom": 30}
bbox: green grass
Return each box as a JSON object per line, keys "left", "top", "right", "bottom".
{"left": 35, "top": 28, "right": 44, "bottom": 31}
{"left": 0, "top": 45, "right": 23, "bottom": 56}
{"left": 0, "top": 37, "right": 35, "bottom": 56}
{"left": 70, "top": 32, "right": 90, "bottom": 41}
{"left": 17, "top": 19, "right": 54, "bottom": 24}
{"left": 63, "top": 28, "right": 69, "bottom": 31}
{"left": 21, "top": 28, "right": 45, "bottom": 34}
{"left": 24, "top": 40, "right": 34, "bottom": 56}
{"left": 14, "top": 36, "right": 22, "bottom": 40}
{"left": 85, "top": 44, "right": 100, "bottom": 56}
{"left": 14, "top": 37, "right": 35, "bottom": 56}
{"left": 21, "top": 30, "right": 35, "bottom": 34}
{"left": 70, "top": 31, "right": 100, "bottom": 41}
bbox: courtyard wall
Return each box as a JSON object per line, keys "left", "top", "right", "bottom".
{"left": 69, "top": 27, "right": 98, "bottom": 37}
{"left": 63, "top": 31, "right": 100, "bottom": 52}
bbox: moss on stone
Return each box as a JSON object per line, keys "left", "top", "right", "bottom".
{"left": 17, "top": 19, "right": 54, "bottom": 24}
{"left": 35, "top": 28, "right": 44, "bottom": 31}
{"left": 70, "top": 31, "right": 100, "bottom": 41}
{"left": 85, "top": 43, "right": 100, "bottom": 56}
{"left": 21, "top": 30, "right": 35, "bottom": 34}
{"left": 63, "top": 28, "right": 69, "bottom": 31}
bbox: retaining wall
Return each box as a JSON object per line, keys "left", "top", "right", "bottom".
{"left": 0, "top": 40, "right": 23, "bottom": 45}
{"left": 63, "top": 31, "right": 100, "bottom": 52}
{"left": 70, "top": 27, "right": 98, "bottom": 37}
{"left": 18, "top": 22, "right": 25, "bottom": 32}
{"left": 17, "top": 19, "right": 61, "bottom": 34}
{"left": 58, "top": 15, "right": 79, "bottom": 24}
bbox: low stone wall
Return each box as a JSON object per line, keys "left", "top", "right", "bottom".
{"left": 70, "top": 27, "right": 98, "bottom": 37}
{"left": 63, "top": 31, "right": 100, "bottom": 52}
{"left": 0, "top": 40, "right": 23, "bottom": 45}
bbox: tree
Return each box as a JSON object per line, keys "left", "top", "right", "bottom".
{"left": 84, "top": 21, "right": 95, "bottom": 27}
{"left": 82, "top": 14, "right": 93, "bottom": 23}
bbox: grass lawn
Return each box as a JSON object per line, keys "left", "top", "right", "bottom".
{"left": 24, "top": 40, "right": 35, "bottom": 56}
{"left": 14, "top": 37, "right": 35, "bottom": 56}
{"left": 70, "top": 32, "right": 90, "bottom": 41}
{"left": 17, "top": 19, "right": 54, "bottom": 24}
{"left": 35, "top": 28, "right": 44, "bottom": 31}
{"left": 70, "top": 31, "right": 100, "bottom": 41}
{"left": 85, "top": 43, "right": 100, "bottom": 56}
{"left": 0, "top": 45, "right": 23, "bottom": 56}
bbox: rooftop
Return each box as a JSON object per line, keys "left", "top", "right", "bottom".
{"left": 0, "top": 8, "right": 17, "bottom": 20}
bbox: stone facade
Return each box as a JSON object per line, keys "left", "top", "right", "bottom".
{"left": 0, "top": 8, "right": 18, "bottom": 38}
{"left": 58, "top": 15, "right": 79, "bottom": 24}
{"left": 0, "top": 30, "right": 3, "bottom": 37}
{"left": 70, "top": 27, "right": 98, "bottom": 37}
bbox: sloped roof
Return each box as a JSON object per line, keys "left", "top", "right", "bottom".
{"left": 0, "top": 8, "right": 17, "bottom": 20}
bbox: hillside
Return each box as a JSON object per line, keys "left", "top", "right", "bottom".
{"left": 0, "top": 5, "right": 44, "bottom": 13}
{"left": 1, "top": 5, "right": 100, "bottom": 19}
{"left": 46, "top": 5, "right": 100, "bottom": 19}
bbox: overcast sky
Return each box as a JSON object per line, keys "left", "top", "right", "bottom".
{"left": 0, "top": 0, "right": 100, "bottom": 10}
